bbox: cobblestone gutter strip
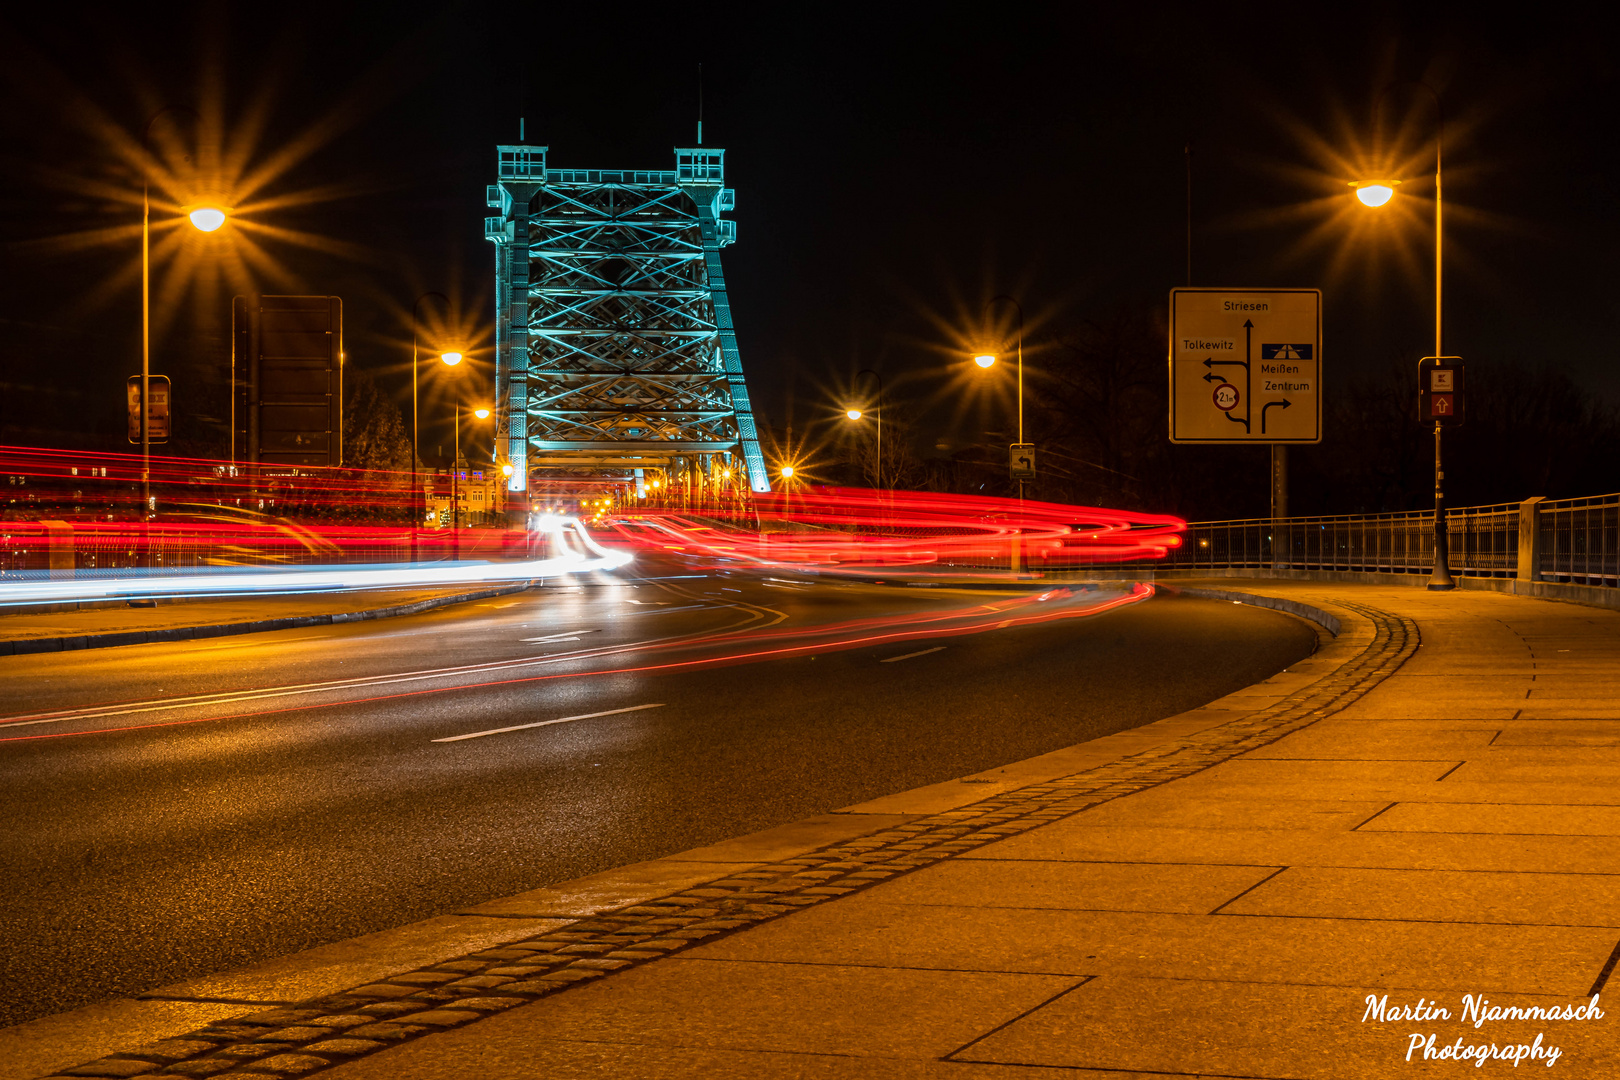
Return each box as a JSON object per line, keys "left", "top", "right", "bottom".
{"left": 39, "top": 597, "right": 1416, "bottom": 1080}
{"left": 0, "top": 585, "right": 532, "bottom": 657}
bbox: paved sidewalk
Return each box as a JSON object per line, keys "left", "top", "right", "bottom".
{"left": 10, "top": 580, "right": 1620, "bottom": 1079}
{"left": 0, "top": 584, "right": 534, "bottom": 655}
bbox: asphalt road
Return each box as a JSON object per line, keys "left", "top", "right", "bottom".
{"left": 0, "top": 558, "right": 1318, "bottom": 1028}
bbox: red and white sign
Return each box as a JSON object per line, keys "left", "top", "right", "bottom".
{"left": 1212, "top": 383, "right": 1240, "bottom": 412}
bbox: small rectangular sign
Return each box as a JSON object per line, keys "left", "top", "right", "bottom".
{"left": 1009, "top": 443, "right": 1036, "bottom": 480}
{"left": 126, "top": 375, "right": 171, "bottom": 443}
{"left": 1421, "top": 362, "right": 1465, "bottom": 426}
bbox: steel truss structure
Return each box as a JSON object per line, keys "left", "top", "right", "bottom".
{"left": 486, "top": 144, "right": 769, "bottom": 499}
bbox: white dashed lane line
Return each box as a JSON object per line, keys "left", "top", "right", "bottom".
{"left": 880, "top": 646, "right": 947, "bottom": 664}
{"left": 432, "top": 703, "right": 666, "bottom": 743}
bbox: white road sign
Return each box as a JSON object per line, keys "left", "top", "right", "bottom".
{"left": 1169, "top": 288, "right": 1321, "bottom": 443}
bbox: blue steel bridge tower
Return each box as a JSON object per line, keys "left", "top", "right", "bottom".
{"left": 485, "top": 144, "right": 771, "bottom": 504}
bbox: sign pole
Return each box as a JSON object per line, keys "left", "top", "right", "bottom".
{"left": 1270, "top": 444, "right": 1287, "bottom": 569}
{"left": 141, "top": 177, "right": 151, "bottom": 520}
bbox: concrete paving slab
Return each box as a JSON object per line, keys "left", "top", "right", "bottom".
{"left": 858, "top": 858, "right": 1278, "bottom": 914}
{"left": 960, "top": 975, "right": 1619, "bottom": 1079}
{"left": 1062, "top": 794, "right": 1388, "bottom": 831}
{"left": 1470, "top": 746, "right": 1620, "bottom": 764}
{"left": 966, "top": 824, "right": 1620, "bottom": 874}
{"left": 1247, "top": 724, "right": 1504, "bottom": 758}
{"left": 1517, "top": 706, "right": 1620, "bottom": 721}
{"left": 1446, "top": 760, "right": 1620, "bottom": 783}
{"left": 1223, "top": 865, "right": 1620, "bottom": 927}
{"left": 684, "top": 901, "right": 1613, "bottom": 996}
{"left": 1177, "top": 759, "right": 1459, "bottom": 784}
{"left": 1519, "top": 679, "right": 1620, "bottom": 699}
{"left": 0, "top": 997, "right": 246, "bottom": 1080}
{"left": 144, "top": 914, "right": 571, "bottom": 1006}
{"left": 318, "top": 1035, "right": 1164, "bottom": 1079}
{"left": 1150, "top": 778, "right": 1620, "bottom": 807}
{"left": 1361, "top": 801, "right": 1620, "bottom": 836}
{"left": 331, "top": 956, "right": 1081, "bottom": 1062}
{"left": 1493, "top": 719, "right": 1620, "bottom": 736}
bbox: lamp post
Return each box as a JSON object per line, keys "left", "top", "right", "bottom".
{"left": 411, "top": 292, "right": 452, "bottom": 554}
{"left": 139, "top": 106, "right": 224, "bottom": 517}
{"left": 977, "top": 295, "right": 1025, "bottom": 571}
{"left": 845, "top": 368, "right": 885, "bottom": 491}
{"left": 440, "top": 350, "right": 467, "bottom": 557}
{"left": 1355, "top": 82, "right": 1453, "bottom": 590}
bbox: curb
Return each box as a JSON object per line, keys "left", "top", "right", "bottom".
{"left": 1156, "top": 583, "right": 1343, "bottom": 637}
{"left": 0, "top": 585, "right": 534, "bottom": 657}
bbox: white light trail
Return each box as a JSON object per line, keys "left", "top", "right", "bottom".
{"left": 0, "top": 518, "right": 632, "bottom": 608}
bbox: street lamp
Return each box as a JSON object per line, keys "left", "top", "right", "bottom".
{"left": 139, "top": 106, "right": 224, "bottom": 517}
{"left": 187, "top": 207, "right": 227, "bottom": 232}
{"left": 1354, "top": 82, "right": 1453, "bottom": 590}
{"left": 845, "top": 369, "right": 885, "bottom": 490}
{"left": 979, "top": 295, "right": 1026, "bottom": 571}
{"left": 411, "top": 292, "right": 453, "bottom": 555}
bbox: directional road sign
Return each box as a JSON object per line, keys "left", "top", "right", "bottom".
{"left": 1421, "top": 359, "right": 1465, "bottom": 426}
{"left": 1009, "top": 443, "right": 1036, "bottom": 480}
{"left": 1169, "top": 288, "right": 1321, "bottom": 443}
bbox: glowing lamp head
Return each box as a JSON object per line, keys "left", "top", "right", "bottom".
{"left": 1354, "top": 182, "right": 1396, "bottom": 208}
{"left": 474, "top": 408, "right": 490, "bottom": 419}
{"left": 780, "top": 465, "right": 795, "bottom": 479}
{"left": 501, "top": 463, "right": 514, "bottom": 476}
{"left": 974, "top": 354, "right": 996, "bottom": 369}
{"left": 846, "top": 408, "right": 862, "bottom": 421}
{"left": 440, "top": 352, "right": 463, "bottom": 366}
{"left": 188, "top": 207, "right": 226, "bottom": 232}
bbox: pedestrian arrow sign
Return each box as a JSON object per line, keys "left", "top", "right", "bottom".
{"left": 1169, "top": 288, "right": 1322, "bottom": 443}
{"left": 1009, "top": 443, "right": 1036, "bottom": 480}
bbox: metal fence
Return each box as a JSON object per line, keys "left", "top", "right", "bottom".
{"left": 1540, "top": 494, "right": 1620, "bottom": 586}
{"left": 1064, "top": 492, "right": 1619, "bottom": 588}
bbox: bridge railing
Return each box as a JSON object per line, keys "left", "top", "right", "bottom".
{"left": 1043, "top": 493, "right": 1619, "bottom": 587}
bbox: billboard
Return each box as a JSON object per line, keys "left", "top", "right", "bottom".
{"left": 234, "top": 295, "right": 343, "bottom": 467}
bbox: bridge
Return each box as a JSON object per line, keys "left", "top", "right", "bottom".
{"left": 484, "top": 143, "right": 770, "bottom": 504}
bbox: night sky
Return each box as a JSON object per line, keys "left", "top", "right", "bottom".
{"left": 2, "top": 5, "right": 1616, "bottom": 497}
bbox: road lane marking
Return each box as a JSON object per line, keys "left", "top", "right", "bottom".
{"left": 880, "top": 646, "right": 947, "bottom": 663}
{"left": 433, "top": 703, "right": 665, "bottom": 743}
{"left": 520, "top": 630, "right": 601, "bottom": 643}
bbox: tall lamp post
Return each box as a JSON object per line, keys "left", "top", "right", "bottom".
{"left": 976, "top": 294, "right": 1025, "bottom": 571}
{"left": 441, "top": 350, "right": 466, "bottom": 557}
{"left": 140, "top": 107, "right": 225, "bottom": 517}
{"left": 845, "top": 368, "right": 885, "bottom": 491}
{"left": 411, "top": 291, "right": 452, "bottom": 558}
{"left": 1354, "top": 82, "right": 1454, "bottom": 590}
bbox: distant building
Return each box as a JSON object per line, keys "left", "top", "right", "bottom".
{"left": 423, "top": 466, "right": 503, "bottom": 527}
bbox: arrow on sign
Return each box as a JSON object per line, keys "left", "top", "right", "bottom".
{"left": 1202, "top": 325, "right": 1253, "bottom": 433}
{"left": 1261, "top": 398, "right": 1292, "bottom": 435}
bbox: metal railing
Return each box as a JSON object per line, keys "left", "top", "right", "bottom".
{"left": 1540, "top": 495, "right": 1620, "bottom": 586}
{"left": 1051, "top": 492, "right": 1619, "bottom": 588}
{"left": 1150, "top": 502, "right": 1519, "bottom": 578}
